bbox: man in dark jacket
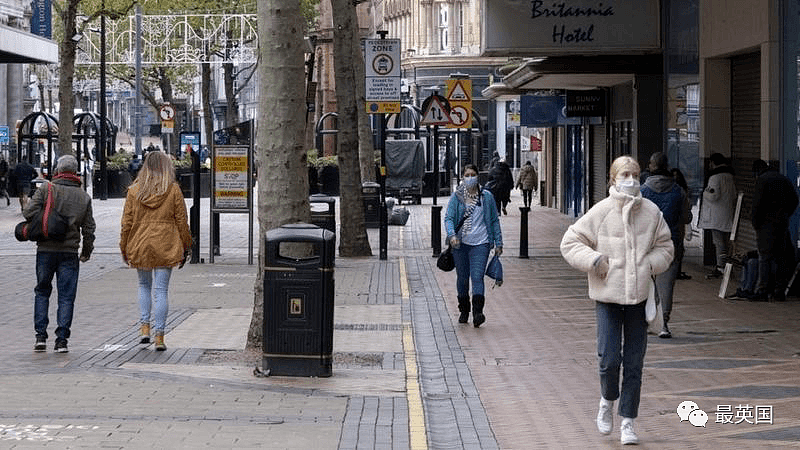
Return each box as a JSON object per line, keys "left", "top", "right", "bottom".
{"left": 13, "top": 159, "right": 36, "bottom": 211}
{"left": 641, "top": 152, "right": 690, "bottom": 338}
{"left": 751, "top": 160, "right": 798, "bottom": 301}
{"left": 24, "top": 155, "right": 95, "bottom": 353}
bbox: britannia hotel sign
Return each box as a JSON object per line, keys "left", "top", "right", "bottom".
{"left": 481, "top": 0, "right": 661, "bottom": 56}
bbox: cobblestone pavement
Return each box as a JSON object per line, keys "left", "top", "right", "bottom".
{"left": 1, "top": 190, "right": 799, "bottom": 448}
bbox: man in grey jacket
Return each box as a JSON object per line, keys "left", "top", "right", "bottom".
{"left": 24, "top": 155, "right": 95, "bottom": 353}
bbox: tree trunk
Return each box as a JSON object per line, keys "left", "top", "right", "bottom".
{"left": 331, "top": 0, "right": 372, "bottom": 257}
{"left": 247, "top": 0, "right": 310, "bottom": 349}
{"left": 57, "top": 0, "right": 81, "bottom": 156}
{"left": 202, "top": 59, "right": 213, "bottom": 159}
{"left": 223, "top": 51, "right": 240, "bottom": 127}
{"left": 354, "top": 33, "right": 375, "bottom": 183}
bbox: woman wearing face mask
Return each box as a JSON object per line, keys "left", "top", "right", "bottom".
{"left": 560, "top": 156, "right": 673, "bottom": 445}
{"left": 444, "top": 164, "right": 503, "bottom": 327}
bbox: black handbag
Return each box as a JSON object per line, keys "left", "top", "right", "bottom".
{"left": 436, "top": 201, "right": 474, "bottom": 272}
{"left": 15, "top": 182, "right": 69, "bottom": 242}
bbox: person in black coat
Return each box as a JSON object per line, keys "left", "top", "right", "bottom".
{"left": 751, "top": 159, "right": 799, "bottom": 301}
{"left": 487, "top": 160, "right": 514, "bottom": 215}
{"left": 13, "top": 160, "right": 36, "bottom": 211}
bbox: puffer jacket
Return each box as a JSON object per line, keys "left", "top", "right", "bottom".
{"left": 516, "top": 164, "right": 538, "bottom": 190}
{"left": 120, "top": 182, "right": 192, "bottom": 269}
{"left": 560, "top": 186, "right": 674, "bottom": 305}
{"left": 24, "top": 176, "right": 95, "bottom": 257}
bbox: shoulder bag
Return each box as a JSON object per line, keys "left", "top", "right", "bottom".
{"left": 15, "top": 182, "right": 69, "bottom": 242}
{"left": 437, "top": 194, "right": 480, "bottom": 271}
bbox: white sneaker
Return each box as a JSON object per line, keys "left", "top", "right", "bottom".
{"left": 620, "top": 419, "right": 639, "bottom": 445}
{"left": 596, "top": 398, "right": 613, "bottom": 435}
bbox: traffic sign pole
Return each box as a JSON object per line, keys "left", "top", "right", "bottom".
{"left": 376, "top": 31, "right": 389, "bottom": 261}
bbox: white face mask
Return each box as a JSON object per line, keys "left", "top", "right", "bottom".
{"left": 616, "top": 178, "right": 640, "bottom": 196}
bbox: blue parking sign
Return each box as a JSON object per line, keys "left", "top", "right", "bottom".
{"left": 0, "top": 126, "right": 9, "bottom": 144}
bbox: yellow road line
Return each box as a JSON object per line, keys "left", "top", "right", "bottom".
{"left": 400, "top": 257, "right": 427, "bottom": 450}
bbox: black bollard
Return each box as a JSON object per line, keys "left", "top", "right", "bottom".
{"left": 432, "top": 205, "right": 442, "bottom": 257}
{"left": 519, "top": 206, "right": 530, "bottom": 259}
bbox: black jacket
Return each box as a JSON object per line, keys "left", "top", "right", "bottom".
{"left": 751, "top": 169, "right": 798, "bottom": 231}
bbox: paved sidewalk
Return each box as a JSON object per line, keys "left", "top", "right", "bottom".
{"left": 1, "top": 190, "right": 799, "bottom": 448}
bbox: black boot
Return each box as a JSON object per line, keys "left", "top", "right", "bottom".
{"left": 472, "top": 295, "right": 486, "bottom": 327}
{"left": 457, "top": 295, "right": 470, "bottom": 323}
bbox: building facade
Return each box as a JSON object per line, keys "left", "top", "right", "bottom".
{"left": 479, "top": 0, "right": 800, "bottom": 256}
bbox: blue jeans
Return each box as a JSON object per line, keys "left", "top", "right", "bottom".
{"left": 34, "top": 252, "right": 80, "bottom": 342}
{"left": 596, "top": 300, "right": 648, "bottom": 419}
{"left": 453, "top": 243, "right": 491, "bottom": 296}
{"left": 137, "top": 268, "right": 172, "bottom": 333}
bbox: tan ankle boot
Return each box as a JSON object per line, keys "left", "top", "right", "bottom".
{"left": 154, "top": 332, "right": 166, "bottom": 351}
{"left": 139, "top": 323, "right": 150, "bottom": 344}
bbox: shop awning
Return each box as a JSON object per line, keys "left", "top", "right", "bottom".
{"left": 482, "top": 55, "right": 662, "bottom": 99}
{"left": 0, "top": 23, "right": 58, "bottom": 64}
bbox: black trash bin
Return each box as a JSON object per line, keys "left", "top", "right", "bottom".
{"left": 263, "top": 223, "right": 335, "bottom": 377}
{"left": 309, "top": 194, "right": 336, "bottom": 234}
{"left": 362, "top": 181, "right": 380, "bottom": 228}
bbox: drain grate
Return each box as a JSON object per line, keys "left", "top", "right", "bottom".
{"left": 334, "top": 323, "right": 407, "bottom": 331}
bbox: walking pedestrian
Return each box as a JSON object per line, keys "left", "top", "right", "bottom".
{"left": 516, "top": 161, "right": 538, "bottom": 208}
{"left": 697, "top": 153, "right": 737, "bottom": 278}
{"left": 671, "top": 167, "right": 692, "bottom": 280}
{"left": 560, "top": 156, "right": 673, "bottom": 445}
{"left": 641, "top": 153, "right": 691, "bottom": 338}
{"left": 750, "top": 159, "right": 799, "bottom": 302}
{"left": 27, "top": 155, "right": 95, "bottom": 353}
{"left": 13, "top": 159, "right": 36, "bottom": 211}
{"left": 487, "top": 159, "right": 513, "bottom": 215}
{"left": 119, "top": 151, "right": 192, "bottom": 351}
{"left": 0, "top": 156, "right": 10, "bottom": 206}
{"left": 444, "top": 164, "right": 503, "bottom": 328}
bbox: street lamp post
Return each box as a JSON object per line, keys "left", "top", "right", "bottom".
{"left": 98, "top": 0, "right": 108, "bottom": 200}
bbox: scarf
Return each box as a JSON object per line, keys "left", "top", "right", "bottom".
{"left": 54, "top": 173, "right": 82, "bottom": 185}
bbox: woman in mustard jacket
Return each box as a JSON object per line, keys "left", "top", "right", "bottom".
{"left": 120, "top": 151, "right": 192, "bottom": 350}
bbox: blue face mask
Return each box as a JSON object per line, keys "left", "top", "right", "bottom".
{"left": 463, "top": 176, "right": 478, "bottom": 189}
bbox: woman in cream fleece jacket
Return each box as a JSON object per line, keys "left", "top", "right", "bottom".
{"left": 560, "top": 156, "right": 673, "bottom": 445}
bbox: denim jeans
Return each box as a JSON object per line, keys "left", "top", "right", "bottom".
{"left": 34, "top": 252, "right": 80, "bottom": 342}
{"left": 596, "top": 300, "right": 648, "bottom": 419}
{"left": 137, "top": 268, "right": 172, "bottom": 333}
{"left": 453, "top": 242, "right": 491, "bottom": 296}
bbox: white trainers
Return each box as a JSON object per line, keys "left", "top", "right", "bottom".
{"left": 596, "top": 398, "right": 613, "bottom": 435}
{"left": 620, "top": 418, "right": 639, "bottom": 445}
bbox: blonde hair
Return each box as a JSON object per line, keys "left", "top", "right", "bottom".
{"left": 130, "top": 151, "right": 176, "bottom": 201}
{"left": 608, "top": 156, "right": 640, "bottom": 188}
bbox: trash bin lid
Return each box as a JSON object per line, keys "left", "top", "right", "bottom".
{"left": 266, "top": 223, "right": 335, "bottom": 243}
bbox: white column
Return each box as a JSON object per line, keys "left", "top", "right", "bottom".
{"left": 496, "top": 100, "right": 507, "bottom": 160}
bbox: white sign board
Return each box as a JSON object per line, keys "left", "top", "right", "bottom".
{"left": 482, "top": 0, "right": 660, "bottom": 56}
{"left": 364, "top": 39, "right": 401, "bottom": 103}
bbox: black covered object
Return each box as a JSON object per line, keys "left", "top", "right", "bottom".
{"left": 386, "top": 139, "right": 424, "bottom": 203}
